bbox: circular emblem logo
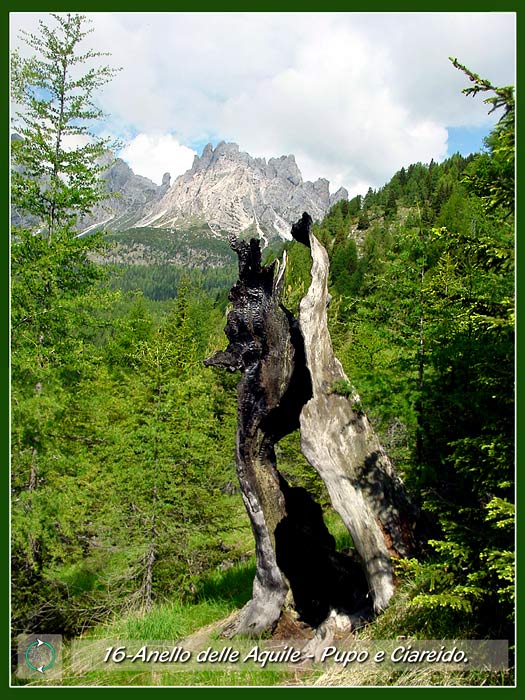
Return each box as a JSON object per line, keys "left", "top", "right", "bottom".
{"left": 25, "top": 639, "right": 56, "bottom": 674}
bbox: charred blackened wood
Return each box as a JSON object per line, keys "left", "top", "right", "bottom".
{"left": 275, "top": 477, "right": 370, "bottom": 628}
{"left": 205, "top": 238, "right": 299, "bottom": 635}
{"left": 291, "top": 211, "right": 312, "bottom": 247}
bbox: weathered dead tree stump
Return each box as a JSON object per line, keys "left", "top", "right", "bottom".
{"left": 294, "top": 213, "right": 417, "bottom": 612}
{"left": 205, "top": 215, "right": 418, "bottom": 637}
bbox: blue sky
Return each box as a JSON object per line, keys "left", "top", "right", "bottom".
{"left": 447, "top": 125, "right": 491, "bottom": 157}
{"left": 10, "top": 12, "right": 515, "bottom": 196}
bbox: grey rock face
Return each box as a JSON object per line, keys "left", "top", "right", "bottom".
{"left": 78, "top": 142, "right": 348, "bottom": 239}
{"left": 330, "top": 186, "right": 349, "bottom": 207}
{"left": 77, "top": 157, "right": 167, "bottom": 233}
{"left": 14, "top": 137, "right": 348, "bottom": 239}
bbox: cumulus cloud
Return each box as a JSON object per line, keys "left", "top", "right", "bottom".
{"left": 215, "top": 21, "right": 451, "bottom": 192}
{"left": 119, "top": 134, "right": 196, "bottom": 184}
{"left": 10, "top": 11, "right": 515, "bottom": 194}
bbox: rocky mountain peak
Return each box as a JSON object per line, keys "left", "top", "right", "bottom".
{"left": 267, "top": 154, "right": 302, "bottom": 186}
{"left": 44, "top": 140, "right": 348, "bottom": 240}
{"left": 330, "top": 186, "right": 349, "bottom": 206}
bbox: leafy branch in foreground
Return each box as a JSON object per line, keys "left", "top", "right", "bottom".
{"left": 449, "top": 57, "right": 514, "bottom": 116}
{"left": 449, "top": 57, "right": 514, "bottom": 215}
{"left": 11, "top": 12, "right": 121, "bottom": 241}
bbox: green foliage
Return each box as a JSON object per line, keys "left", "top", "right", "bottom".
{"left": 108, "top": 263, "right": 236, "bottom": 301}
{"left": 11, "top": 227, "right": 117, "bottom": 633}
{"left": 279, "top": 240, "right": 314, "bottom": 313}
{"left": 315, "top": 63, "right": 514, "bottom": 638}
{"left": 11, "top": 237, "right": 241, "bottom": 635}
{"left": 101, "top": 226, "right": 237, "bottom": 300}
{"left": 328, "top": 379, "right": 354, "bottom": 398}
{"left": 450, "top": 58, "right": 514, "bottom": 215}
{"left": 11, "top": 13, "right": 120, "bottom": 240}
{"left": 330, "top": 238, "right": 360, "bottom": 297}
{"left": 275, "top": 431, "right": 329, "bottom": 506}
{"left": 328, "top": 380, "right": 363, "bottom": 415}
{"left": 105, "top": 224, "right": 236, "bottom": 261}
{"left": 10, "top": 7, "right": 241, "bottom": 650}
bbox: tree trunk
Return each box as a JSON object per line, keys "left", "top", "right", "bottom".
{"left": 205, "top": 238, "right": 297, "bottom": 635}
{"left": 295, "top": 214, "right": 417, "bottom": 612}
{"left": 205, "top": 217, "right": 418, "bottom": 636}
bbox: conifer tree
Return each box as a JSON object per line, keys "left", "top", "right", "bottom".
{"left": 10, "top": 12, "right": 120, "bottom": 635}
{"left": 11, "top": 12, "right": 120, "bottom": 241}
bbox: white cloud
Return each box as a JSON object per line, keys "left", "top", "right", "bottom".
{"left": 61, "top": 134, "right": 91, "bottom": 152}
{"left": 10, "top": 11, "right": 515, "bottom": 194}
{"left": 215, "top": 19, "right": 451, "bottom": 192}
{"left": 119, "top": 134, "right": 196, "bottom": 185}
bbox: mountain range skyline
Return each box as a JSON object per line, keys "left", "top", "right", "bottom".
{"left": 10, "top": 12, "right": 516, "bottom": 198}
{"left": 76, "top": 140, "right": 349, "bottom": 240}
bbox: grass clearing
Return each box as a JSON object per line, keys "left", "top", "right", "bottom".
{"left": 13, "top": 519, "right": 512, "bottom": 688}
